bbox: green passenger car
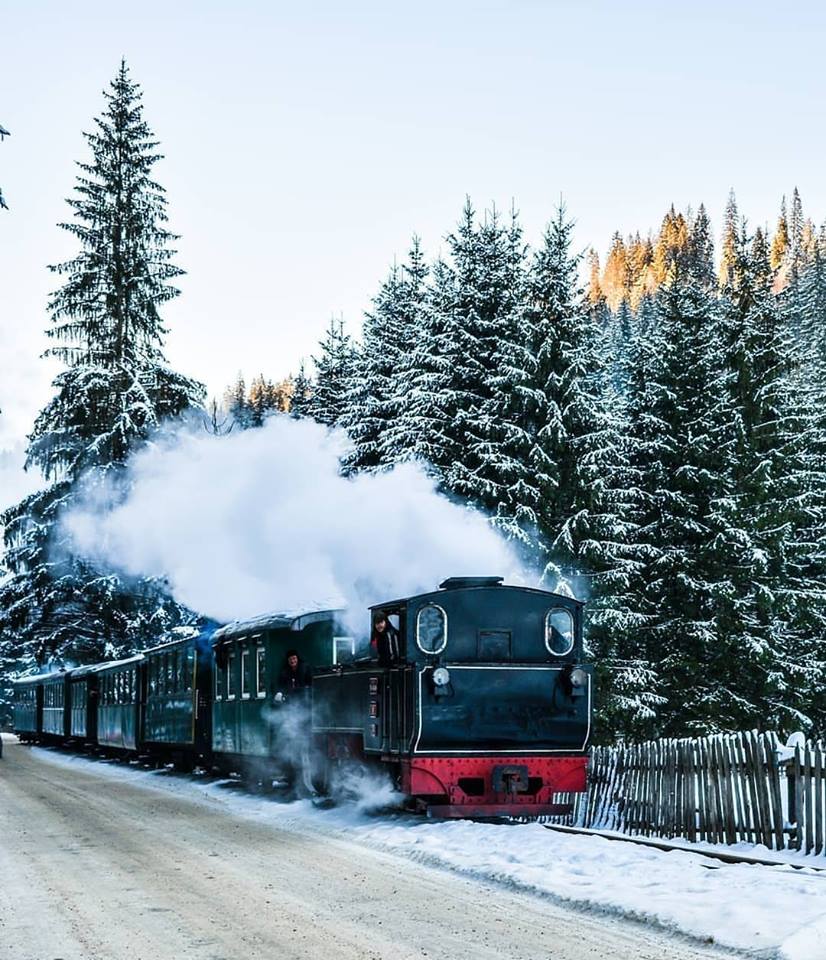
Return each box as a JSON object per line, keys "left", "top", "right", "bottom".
{"left": 95, "top": 656, "right": 142, "bottom": 751}
{"left": 68, "top": 666, "right": 99, "bottom": 742}
{"left": 11, "top": 676, "right": 42, "bottom": 740}
{"left": 143, "top": 635, "right": 212, "bottom": 765}
{"left": 211, "top": 608, "right": 342, "bottom": 778}
{"left": 41, "top": 672, "right": 71, "bottom": 739}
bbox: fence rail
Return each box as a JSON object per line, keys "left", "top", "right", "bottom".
{"left": 550, "top": 731, "right": 826, "bottom": 857}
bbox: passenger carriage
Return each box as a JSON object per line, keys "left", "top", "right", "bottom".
{"left": 41, "top": 670, "right": 71, "bottom": 740}
{"left": 94, "top": 656, "right": 142, "bottom": 752}
{"left": 210, "top": 609, "right": 340, "bottom": 780}
{"left": 11, "top": 675, "right": 43, "bottom": 742}
{"left": 142, "top": 634, "right": 212, "bottom": 768}
{"left": 68, "top": 664, "right": 99, "bottom": 744}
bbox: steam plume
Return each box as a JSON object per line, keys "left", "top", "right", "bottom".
{"left": 63, "top": 417, "right": 524, "bottom": 628}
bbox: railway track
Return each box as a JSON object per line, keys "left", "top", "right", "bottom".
{"left": 541, "top": 822, "right": 826, "bottom": 871}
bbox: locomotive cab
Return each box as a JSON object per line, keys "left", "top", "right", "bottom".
{"left": 312, "top": 577, "right": 593, "bottom": 817}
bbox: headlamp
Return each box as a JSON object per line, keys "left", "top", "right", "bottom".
{"left": 432, "top": 666, "right": 451, "bottom": 687}
{"left": 570, "top": 668, "right": 587, "bottom": 688}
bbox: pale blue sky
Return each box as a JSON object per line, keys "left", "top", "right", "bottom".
{"left": 1, "top": 0, "right": 824, "bottom": 459}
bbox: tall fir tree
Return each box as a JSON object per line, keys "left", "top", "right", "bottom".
{"left": 0, "top": 62, "right": 204, "bottom": 672}
{"left": 223, "top": 372, "right": 251, "bottom": 429}
{"left": 339, "top": 263, "right": 406, "bottom": 472}
{"left": 447, "top": 204, "right": 528, "bottom": 514}
{"left": 382, "top": 253, "right": 453, "bottom": 472}
{"left": 614, "top": 207, "right": 753, "bottom": 735}
{"left": 290, "top": 361, "right": 312, "bottom": 418}
{"left": 307, "top": 317, "right": 356, "bottom": 428}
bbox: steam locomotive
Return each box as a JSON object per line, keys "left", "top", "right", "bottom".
{"left": 11, "top": 577, "right": 592, "bottom": 818}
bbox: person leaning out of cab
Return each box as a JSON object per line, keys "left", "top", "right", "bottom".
{"left": 370, "top": 610, "right": 400, "bottom": 666}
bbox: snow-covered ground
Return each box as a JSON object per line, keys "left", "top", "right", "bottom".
{"left": 25, "top": 740, "right": 826, "bottom": 960}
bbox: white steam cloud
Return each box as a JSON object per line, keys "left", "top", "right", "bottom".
{"left": 63, "top": 416, "right": 526, "bottom": 627}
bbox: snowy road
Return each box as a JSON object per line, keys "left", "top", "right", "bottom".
{"left": 0, "top": 737, "right": 734, "bottom": 960}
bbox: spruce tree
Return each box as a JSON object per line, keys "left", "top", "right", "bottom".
{"left": 770, "top": 196, "right": 789, "bottom": 272}
{"left": 383, "top": 253, "right": 453, "bottom": 472}
{"left": 307, "top": 317, "right": 356, "bottom": 427}
{"left": 339, "top": 263, "right": 406, "bottom": 472}
{"left": 290, "top": 361, "right": 312, "bottom": 418}
{"left": 223, "top": 372, "right": 251, "bottom": 429}
{"left": 0, "top": 62, "right": 204, "bottom": 669}
{"left": 247, "top": 374, "right": 280, "bottom": 427}
{"left": 447, "top": 204, "right": 527, "bottom": 513}
{"left": 617, "top": 207, "right": 750, "bottom": 735}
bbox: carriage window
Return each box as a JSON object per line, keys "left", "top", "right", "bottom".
{"left": 227, "top": 651, "right": 237, "bottom": 700}
{"left": 241, "top": 649, "right": 250, "bottom": 699}
{"left": 545, "top": 608, "right": 575, "bottom": 656}
{"left": 185, "top": 647, "right": 195, "bottom": 692}
{"left": 256, "top": 646, "right": 266, "bottom": 698}
{"left": 416, "top": 604, "right": 447, "bottom": 654}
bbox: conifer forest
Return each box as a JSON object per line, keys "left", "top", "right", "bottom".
{"left": 2, "top": 63, "right": 826, "bottom": 745}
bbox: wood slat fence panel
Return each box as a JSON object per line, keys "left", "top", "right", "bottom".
{"left": 573, "top": 731, "right": 826, "bottom": 857}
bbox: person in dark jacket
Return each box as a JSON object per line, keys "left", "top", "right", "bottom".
{"left": 275, "top": 649, "right": 312, "bottom": 702}
{"left": 370, "top": 611, "right": 400, "bottom": 666}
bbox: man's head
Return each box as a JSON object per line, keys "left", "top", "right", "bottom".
{"left": 286, "top": 649, "right": 299, "bottom": 670}
{"left": 373, "top": 611, "right": 389, "bottom": 633}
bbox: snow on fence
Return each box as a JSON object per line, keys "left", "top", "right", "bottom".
{"left": 551, "top": 731, "right": 826, "bottom": 856}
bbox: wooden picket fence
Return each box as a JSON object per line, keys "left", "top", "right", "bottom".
{"left": 551, "top": 731, "right": 826, "bottom": 856}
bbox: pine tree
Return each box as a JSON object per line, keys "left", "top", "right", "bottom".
{"left": 290, "top": 361, "right": 312, "bottom": 418}
{"left": 380, "top": 237, "right": 431, "bottom": 465}
{"left": 341, "top": 237, "right": 431, "bottom": 472}
{"left": 339, "top": 263, "right": 406, "bottom": 472}
{"left": 586, "top": 249, "right": 602, "bottom": 304}
{"left": 446, "top": 203, "right": 528, "bottom": 513}
{"left": 0, "top": 63, "right": 204, "bottom": 669}
{"left": 223, "top": 372, "right": 251, "bottom": 429}
{"left": 616, "top": 207, "right": 751, "bottom": 735}
{"left": 719, "top": 189, "right": 739, "bottom": 287}
{"left": 383, "top": 253, "right": 453, "bottom": 472}
{"left": 790, "top": 187, "right": 805, "bottom": 267}
{"left": 601, "top": 232, "right": 628, "bottom": 310}
{"left": 246, "top": 373, "right": 282, "bottom": 427}
{"left": 770, "top": 196, "right": 789, "bottom": 273}
{"left": 307, "top": 317, "right": 356, "bottom": 427}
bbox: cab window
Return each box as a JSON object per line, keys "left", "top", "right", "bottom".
{"left": 416, "top": 604, "right": 447, "bottom": 654}
{"left": 545, "top": 608, "right": 574, "bottom": 656}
